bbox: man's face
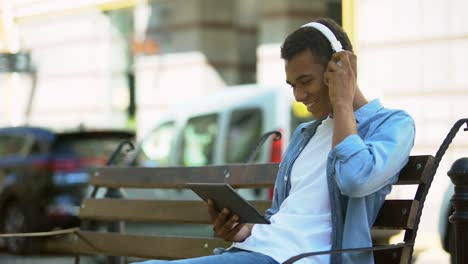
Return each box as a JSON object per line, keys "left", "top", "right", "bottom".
{"left": 285, "top": 49, "right": 331, "bottom": 120}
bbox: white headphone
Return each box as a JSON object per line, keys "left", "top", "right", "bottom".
{"left": 300, "top": 22, "right": 344, "bottom": 53}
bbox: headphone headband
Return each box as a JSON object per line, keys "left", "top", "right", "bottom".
{"left": 300, "top": 22, "right": 343, "bottom": 53}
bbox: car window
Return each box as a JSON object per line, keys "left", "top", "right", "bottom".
{"left": 0, "top": 135, "right": 28, "bottom": 158}
{"left": 225, "top": 108, "right": 263, "bottom": 163}
{"left": 54, "top": 136, "right": 133, "bottom": 166}
{"left": 29, "top": 140, "right": 42, "bottom": 155}
{"left": 178, "top": 114, "right": 218, "bottom": 166}
{"left": 138, "top": 121, "right": 176, "bottom": 167}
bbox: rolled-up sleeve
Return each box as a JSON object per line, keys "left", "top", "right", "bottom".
{"left": 331, "top": 112, "right": 415, "bottom": 197}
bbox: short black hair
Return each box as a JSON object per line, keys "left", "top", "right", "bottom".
{"left": 280, "top": 18, "right": 353, "bottom": 66}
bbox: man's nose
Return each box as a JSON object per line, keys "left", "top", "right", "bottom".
{"left": 294, "top": 87, "right": 308, "bottom": 102}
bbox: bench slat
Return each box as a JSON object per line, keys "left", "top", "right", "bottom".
{"left": 396, "top": 155, "right": 434, "bottom": 185}
{"left": 372, "top": 246, "right": 408, "bottom": 264}
{"left": 80, "top": 199, "right": 271, "bottom": 223}
{"left": 81, "top": 198, "right": 417, "bottom": 230}
{"left": 42, "top": 231, "right": 230, "bottom": 259}
{"left": 373, "top": 200, "right": 419, "bottom": 230}
{"left": 92, "top": 156, "right": 433, "bottom": 189}
{"left": 91, "top": 163, "right": 279, "bottom": 188}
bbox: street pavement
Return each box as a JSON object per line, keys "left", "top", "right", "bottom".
{"left": 0, "top": 254, "right": 102, "bottom": 264}
{"left": 0, "top": 249, "right": 450, "bottom": 264}
{"left": 0, "top": 227, "right": 451, "bottom": 264}
{"left": 416, "top": 249, "right": 450, "bottom": 264}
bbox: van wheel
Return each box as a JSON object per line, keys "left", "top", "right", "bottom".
{"left": 2, "top": 200, "right": 41, "bottom": 254}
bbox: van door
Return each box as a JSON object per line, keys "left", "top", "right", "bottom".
{"left": 137, "top": 121, "right": 177, "bottom": 167}
{"left": 176, "top": 114, "right": 219, "bottom": 166}
{"left": 225, "top": 108, "right": 263, "bottom": 164}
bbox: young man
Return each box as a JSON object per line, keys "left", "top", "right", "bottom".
{"left": 136, "top": 17, "right": 415, "bottom": 264}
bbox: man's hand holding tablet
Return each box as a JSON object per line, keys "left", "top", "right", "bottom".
{"left": 187, "top": 183, "right": 270, "bottom": 242}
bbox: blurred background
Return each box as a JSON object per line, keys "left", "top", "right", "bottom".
{"left": 0, "top": 0, "right": 467, "bottom": 263}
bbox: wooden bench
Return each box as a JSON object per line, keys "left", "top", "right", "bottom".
{"left": 40, "top": 153, "right": 436, "bottom": 264}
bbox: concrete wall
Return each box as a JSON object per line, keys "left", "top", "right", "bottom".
{"left": 1, "top": 0, "right": 335, "bottom": 134}
{"left": 8, "top": 9, "right": 129, "bottom": 130}
{"left": 135, "top": 0, "right": 259, "bottom": 135}
{"left": 256, "top": 0, "right": 327, "bottom": 86}
{"left": 357, "top": 0, "right": 468, "bottom": 249}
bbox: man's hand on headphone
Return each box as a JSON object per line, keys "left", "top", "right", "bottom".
{"left": 324, "top": 51, "right": 357, "bottom": 109}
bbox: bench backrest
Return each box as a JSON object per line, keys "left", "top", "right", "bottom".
{"left": 43, "top": 155, "right": 434, "bottom": 263}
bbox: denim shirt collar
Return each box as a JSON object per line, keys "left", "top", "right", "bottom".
{"left": 300, "top": 119, "right": 324, "bottom": 138}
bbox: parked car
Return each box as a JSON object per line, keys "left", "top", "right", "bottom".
{"left": 0, "top": 126, "right": 134, "bottom": 253}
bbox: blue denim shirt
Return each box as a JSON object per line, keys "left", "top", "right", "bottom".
{"left": 264, "top": 99, "right": 415, "bottom": 264}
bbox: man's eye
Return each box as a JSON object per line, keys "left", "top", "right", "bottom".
{"left": 301, "top": 79, "right": 312, "bottom": 85}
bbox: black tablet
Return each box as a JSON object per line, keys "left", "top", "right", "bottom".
{"left": 187, "top": 183, "right": 270, "bottom": 224}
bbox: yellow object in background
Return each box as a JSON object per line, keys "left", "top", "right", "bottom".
{"left": 292, "top": 101, "right": 312, "bottom": 119}
{"left": 342, "top": 0, "right": 357, "bottom": 52}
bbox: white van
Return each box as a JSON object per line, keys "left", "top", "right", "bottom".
{"left": 129, "top": 84, "right": 313, "bottom": 202}
{"left": 121, "top": 85, "right": 313, "bottom": 238}
{"left": 136, "top": 84, "right": 312, "bottom": 168}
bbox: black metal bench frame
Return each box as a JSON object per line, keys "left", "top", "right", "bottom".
{"left": 38, "top": 119, "right": 468, "bottom": 264}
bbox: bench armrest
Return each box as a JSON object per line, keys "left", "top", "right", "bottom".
{"left": 282, "top": 242, "right": 413, "bottom": 264}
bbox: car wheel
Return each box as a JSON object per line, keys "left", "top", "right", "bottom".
{"left": 2, "top": 200, "right": 41, "bottom": 254}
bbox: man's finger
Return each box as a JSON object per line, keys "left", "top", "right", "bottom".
{"left": 216, "top": 212, "right": 237, "bottom": 237}
{"left": 348, "top": 52, "right": 357, "bottom": 78}
{"left": 213, "top": 208, "right": 230, "bottom": 235}
{"left": 223, "top": 214, "right": 242, "bottom": 241}
{"left": 323, "top": 72, "right": 330, "bottom": 86}
{"left": 332, "top": 51, "right": 350, "bottom": 69}
{"left": 326, "top": 59, "right": 340, "bottom": 72}
{"left": 207, "top": 199, "right": 217, "bottom": 222}
{"left": 226, "top": 222, "right": 244, "bottom": 241}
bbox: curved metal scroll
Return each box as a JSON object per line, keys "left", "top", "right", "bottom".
{"left": 244, "top": 130, "right": 282, "bottom": 164}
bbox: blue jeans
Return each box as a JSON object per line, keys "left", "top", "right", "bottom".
{"left": 133, "top": 248, "right": 279, "bottom": 264}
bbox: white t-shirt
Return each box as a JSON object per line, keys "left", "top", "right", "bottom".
{"left": 234, "top": 117, "right": 334, "bottom": 264}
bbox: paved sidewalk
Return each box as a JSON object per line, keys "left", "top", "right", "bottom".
{"left": 415, "top": 249, "right": 450, "bottom": 264}
{"left": 0, "top": 254, "right": 102, "bottom": 264}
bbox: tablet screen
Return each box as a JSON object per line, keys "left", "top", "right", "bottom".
{"left": 187, "top": 183, "right": 270, "bottom": 224}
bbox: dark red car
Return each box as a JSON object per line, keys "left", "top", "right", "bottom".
{"left": 0, "top": 126, "right": 134, "bottom": 253}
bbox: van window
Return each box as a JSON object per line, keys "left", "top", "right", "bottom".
{"left": 179, "top": 114, "right": 218, "bottom": 166}
{"left": 226, "top": 108, "right": 263, "bottom": 163}
{"left": 139, "top": 122, "right": 176, "bottom": 167}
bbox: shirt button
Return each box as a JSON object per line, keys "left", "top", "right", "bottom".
{"left": 283, "top": 176, "right": 287, "bottom": 182}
